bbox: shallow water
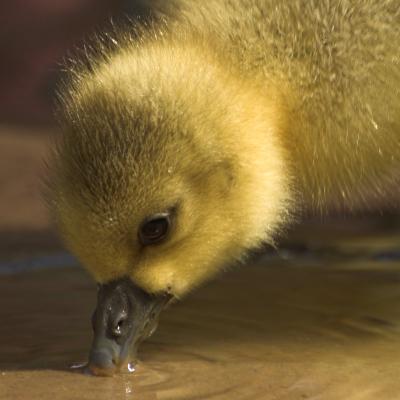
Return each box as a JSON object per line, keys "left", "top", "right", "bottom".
{"left": 1, "top": 227, "right": 400, "bottom": 399}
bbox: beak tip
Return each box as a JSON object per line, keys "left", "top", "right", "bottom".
{"left": 88, "top": 364, "right": 116, "bottom": 377}
{"left": 88, "top": 349, "right": 116, "bottom": 375}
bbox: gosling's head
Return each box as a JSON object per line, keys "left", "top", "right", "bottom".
{"left": 48, "top": 42, "right": 290, "bottom": 374}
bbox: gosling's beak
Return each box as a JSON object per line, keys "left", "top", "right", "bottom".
{"left": 88, "top": 277, "right": 171, "bottom": 376}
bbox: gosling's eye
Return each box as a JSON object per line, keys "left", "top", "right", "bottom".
{"left": 138, "top": 213, "right": 171, "bottom": 245}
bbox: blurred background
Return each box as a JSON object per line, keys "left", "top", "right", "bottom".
{"left": 0, "top": 0, "right": 156, "bottom": 260}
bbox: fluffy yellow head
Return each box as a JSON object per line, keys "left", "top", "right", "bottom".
{"left": 49, "top": 41, "right": 291, "bottom": 297}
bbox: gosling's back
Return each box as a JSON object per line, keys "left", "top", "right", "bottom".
{"left": 159, "top": 0, "right": 400, "bottom": 211}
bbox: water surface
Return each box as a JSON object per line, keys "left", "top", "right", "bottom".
{"left": 1, "top": 227, "right": 400, "bottom": 399}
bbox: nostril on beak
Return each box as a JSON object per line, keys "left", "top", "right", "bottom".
{"left": 111, "top": 315, "right": 127, "bottom": 337}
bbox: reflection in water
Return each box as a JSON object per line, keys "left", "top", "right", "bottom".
{"left": 0, "top": 227, "right": 400, "bottom": 399}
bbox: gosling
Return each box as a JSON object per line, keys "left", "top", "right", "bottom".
{"left": 47, "top": 0, "right": 400, "bottom": 375}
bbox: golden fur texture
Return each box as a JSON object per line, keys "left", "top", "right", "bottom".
{"left": 49, "top": 0, "right": 400, "bottom": 296}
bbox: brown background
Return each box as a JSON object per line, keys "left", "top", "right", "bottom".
{"left": 0, "top": 0, "right": 154, "bottom": 259}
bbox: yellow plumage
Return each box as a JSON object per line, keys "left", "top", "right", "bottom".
{"left": 49, "top": 0, "right": 400, "bottom": 297}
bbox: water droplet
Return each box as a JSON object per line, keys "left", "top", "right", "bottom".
{"left": 127, "top": 362, "right": 136, "bottom": 373}
{"left": 70, "top": 362, "right": 87, "bottom": 369}
{"left": 125, "top": 385, "right": 132, "bottom": 394}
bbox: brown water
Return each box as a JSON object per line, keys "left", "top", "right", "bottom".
{"left": 1, "top": 227, "right": 400, "bottom": 399}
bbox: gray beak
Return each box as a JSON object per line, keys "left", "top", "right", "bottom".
{"left": 88, "top": 277, "right": 171, "bottom": 376}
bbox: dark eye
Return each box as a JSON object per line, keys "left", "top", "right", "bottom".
{"left": 138, "top": 213, "right": 171, "bottom": 245}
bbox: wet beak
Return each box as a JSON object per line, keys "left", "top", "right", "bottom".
{"left": 88, "top": 277, "right": 171, "bottom": 376}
